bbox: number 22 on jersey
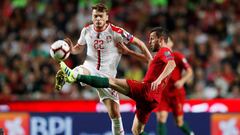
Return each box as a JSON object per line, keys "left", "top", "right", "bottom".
{"left": 94, "top": 39, "right": 104, "bottom": 50}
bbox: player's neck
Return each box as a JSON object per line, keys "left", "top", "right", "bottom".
{"left": 94, "top": 23, "right": 109, "bottom": 32}
{"left": 162, "top": 44, "right": 171, "bottom": 50}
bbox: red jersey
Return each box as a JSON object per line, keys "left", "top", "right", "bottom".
{"left": 143, "top": 47, "right": 174, "bottom": 83}
{"left": 167, "top": 51, "right": 191, "bottom": 91}
{"left": 143, "top": 47, "right": 174, "bottom": 102}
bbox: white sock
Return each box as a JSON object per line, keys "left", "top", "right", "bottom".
{"left": 111, "top": 117, "right": 124, "bottom": 135}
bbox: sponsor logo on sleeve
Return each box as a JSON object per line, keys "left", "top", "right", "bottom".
{"left": 121, "top": 31, "right": 133, "bottom": 41}
{"left": 164, "top": 51, "right": 173, "bottom": 59}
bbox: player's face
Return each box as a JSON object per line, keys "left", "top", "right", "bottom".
{"left": 149, "top": 32, "right": 160, "bottom": 52}
{"left": 92, "top": 10, "right": 108, "bottom": 29}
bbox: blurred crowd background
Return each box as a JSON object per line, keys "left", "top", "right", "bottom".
{"left": 0, "top": 0, "right": 239, "bottom": 101}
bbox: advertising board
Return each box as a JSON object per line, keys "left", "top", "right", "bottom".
{"left": 0, "top": 112, "right": 29, "bottom": 135}
{"left": 211, "top": 113, "right": 240, "bottom": 135}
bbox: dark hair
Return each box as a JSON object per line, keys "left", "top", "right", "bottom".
{"left": 150, "top": 27, "right": 169, "bottom": 43}
{"left": 92, "top": 3, "right": 108, "bottom": 13}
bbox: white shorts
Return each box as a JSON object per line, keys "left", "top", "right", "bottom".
{"left": 73, "top": 65, "right": 120, "bottom": 104}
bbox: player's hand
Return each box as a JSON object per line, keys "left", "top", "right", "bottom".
{"left": 174, "top": 80, "right": 184, "bottom": 88}
{"left": 116, "top": 42, "right": 130, "bottom": 55}
{"left": 151, "top": 79, "right": 162, "bottom": 91}
{"left": 64, "top": 38, "right": 73, "bottom": 51}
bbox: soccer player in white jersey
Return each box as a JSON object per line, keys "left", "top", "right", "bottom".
{"left": 55, "top": 3, "right": 152, "bottom": 135}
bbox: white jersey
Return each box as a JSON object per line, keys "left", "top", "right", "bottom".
{"left": 77, "top": 23, "right": 134, "bottom": 77}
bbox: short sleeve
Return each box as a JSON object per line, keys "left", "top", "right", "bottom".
{"left": 120, "top": 29, "right": 134, "bottom": 44}
{"left": 159, "top": 48, "right": 174, "bottom": 63}
{"left": 176, "top": 52, "right": 191, "bottom": 69}
{"left": 182, "top": 57, "right": 191, "bottom": 69}
{"left": 112, "top": 25, "right": 134, "bottom": 44}
{"left": 77, "top": 27, "right": 87, "bottom": 45}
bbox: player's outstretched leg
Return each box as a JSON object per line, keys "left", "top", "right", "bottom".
{"left": 55, "top": 70, "right": 66, "bottom": 91}
{"left": 60, "top": 61, "right": 130, "bottom": 95}
{"left": 60, "top": 61, "right": 77, "bottom": 83}
{"left": 60, "top": 61, "right": 111, "bottom": 87}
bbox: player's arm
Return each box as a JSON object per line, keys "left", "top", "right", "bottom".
{"left": 114, "top": 26, "right": 152, "bottom": 63}
{"left": 65, "top": 27, "right": 87, "bottom": 55}
{"left": 175, "top": 56, "right": 193, "bottom": 88}
{"left": 116, "top": 42, "right": 151, "bottom": 63}
{"left": 71, "top": 43, "right": 85, "bottom": 55}
{"left": 175, "top": 67, "right": 193, "bottom": 88}
{"left": 130, "top": 37, "right": 153, "bottom": 63}
{"left": 64, "top": 38, "right": 85, "bottom": 55}
{"left": 151, "top": 60, "right": 176, "bottom": 90}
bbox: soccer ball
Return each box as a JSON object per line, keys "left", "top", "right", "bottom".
{"left": 50, "top": 40, "right": 70, "bottom": 61}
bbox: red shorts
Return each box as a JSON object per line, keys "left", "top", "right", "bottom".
{"left": 157, "top": 87, "right": 185, "bottom": 116}
{"left": 126, "top": 80, "right": 160, "bottom": 124}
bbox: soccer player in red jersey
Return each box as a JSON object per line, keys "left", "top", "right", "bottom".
{"left": 59, "top": 27, "right": 176, "bottom": 135}
{"left": 156, "top": 37, "right": 194, "bottom": 135}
